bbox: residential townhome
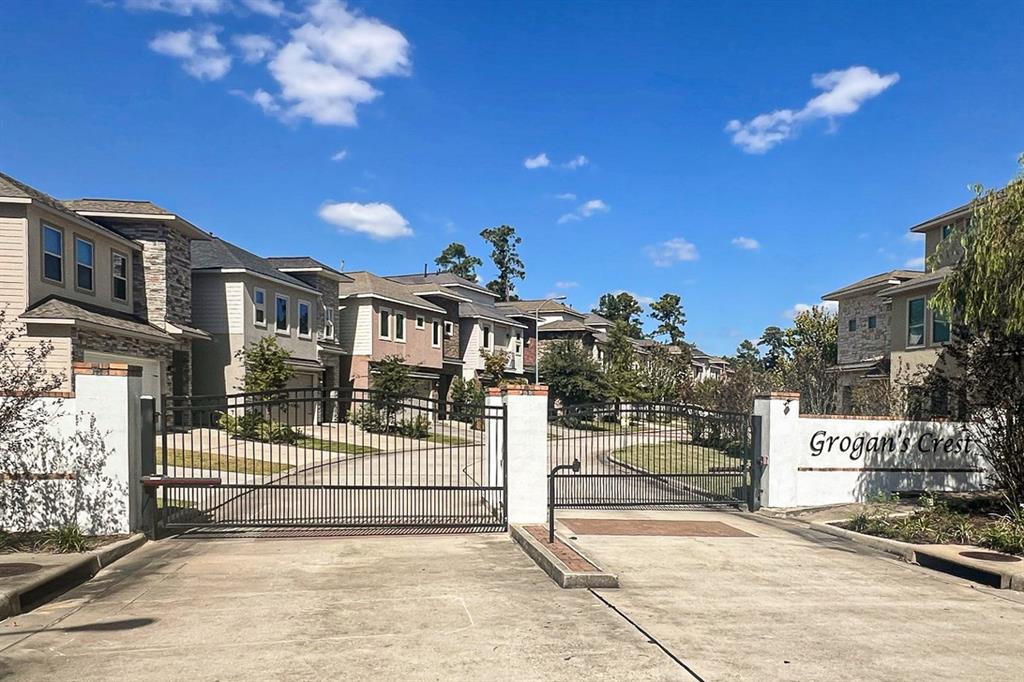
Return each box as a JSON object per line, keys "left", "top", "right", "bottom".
{"left": 822, "top": 201, "right": 968, "bottom": 413}
{"left": 690, "top": 347, "right": 732, "bottom": 381}
{"left": 385, "top": 272, "right": 527, "bottom": 384}
{"left": 190, "top": 237, "right": 324, "bottom": 396}
{"left": 496, "top": 299, "right": 592, "bottom": 371}
{"left": 0, "top": 171, "right": 209, "bottom": 402}
{"left": 267, "top": 257, "right": 352, "bottom": 394}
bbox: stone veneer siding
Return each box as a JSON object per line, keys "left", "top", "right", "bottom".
{"left": 836, "top": 293, "right": 892, "bottom": 365}
{"left": 71, "top": 329, "right": 189, "bottom": 396}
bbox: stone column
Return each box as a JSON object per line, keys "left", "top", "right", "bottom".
{"left": 488, "top": 385, "right": 549, "bottom": 525}
{"left": 753, "top": 391, "right": 801, "bottom": 508}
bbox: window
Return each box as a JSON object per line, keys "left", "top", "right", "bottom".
{"left": 416, "top": 315, "right": 425, "bottom": 330}
{"left": 42, "top": 224, "right": 63, "bottom": 283}
{"left": 298, "top": 300, "right": 311, "bottom": 338}
{"left": 515, "top": 332, "right": 522, "bottom": 356}
{"left": 444, "top": 320, "right": 454, "bottom": 337}
{"left": 867, "top": 315, "right": 877, "bottom": 330}
{"left": 932, "top": 309, "right": 950, "bottom": 344}
{"left": 111, "top": 251, "right": 128, "bottom": 302}
{"left": 324, "top": 306, "right": 335, "bottom": 340}
{"left": 75, "top": 237, "right": 94, "bottom": 292}
{"left": 432, "top": 319, "right": 442, "bottom": 348}
{"left": 378, "top": 308, "right": 391, "bottom": 340}
{"left": 394, "top": 311, "right": 406, "bottom": 342}
{"left": 482, "top": 324, "right": 492, "bottom": 350}
{"left": 942, "top": 223, "right": 954, "bottom": 239}
{"left": 907, "top": 298, "right": 925, "bottom": 347}
{"left": 848, "top": 319, "right": 856, "bottom": 332}
{"left": 275, "top": 294, "right": 289, "bottom": 332}
{"left": 254, "top": 288, "right": 266, "bottom": 327}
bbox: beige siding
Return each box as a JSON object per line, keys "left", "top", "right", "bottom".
{"left": 239, "top": 274, "right": 319, "bottom": 362}
{"left": 0, "top": 217, "right": 28, "bottom": 314}
{"left": 337, "top": 301, "right": 371, "bottom": 355}
{"left": 191, "top": 274, "right": 232, "bottom": 333}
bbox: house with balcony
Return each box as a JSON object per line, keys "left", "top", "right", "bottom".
{"left": 190, "top": 237, "right": 324, "bottom": 396}
{"left": 0, "top": 171, "right": 210, "bottom": 403}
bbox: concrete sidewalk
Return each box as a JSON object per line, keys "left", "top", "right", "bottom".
{"left": 0, "top": 532, "right": 687, "bottom": 681}
{"left": 557, "top": 509, "right": 1024, "bottom": 682}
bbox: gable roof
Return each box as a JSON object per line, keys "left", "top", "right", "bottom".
{"left": 191, "top": 237, "right": 318, "bottom": 293}
{"left": 63, "top": 198, "right": 209, "bottom": 240}
{"left": 909, "top": 202, "right": 972, "bottom": 234}
{"left": 496, "top": 299, "right": 586, "bottom": 319}
{"left": 339, "top": 271, "right": 446, "bottom": 313}
{"left": 537, "top": 318, "right": 590, "bottom": 332}
{"left": 584, "top": 312, "right": 613, "bottom": 327}
{"left": 0, "top": 171, "right": 140, "bottom": 250}
{"left": 387, "top": 272, "right": 496, "bottom": 298}
{"left": 458, "top": 300, "right": 527, "bottom": 328}
{"left": 822, "top": 270, "right": 923, "bottom": 301}
{"left": 266, "top": 256, "right": 352, "bottom": 282}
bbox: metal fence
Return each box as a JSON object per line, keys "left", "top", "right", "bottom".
{"left": 548, "top": 402, "right": 757, "bottom": 510}
{"left": 151, "top": 387, "right": 506, "bottom": 532}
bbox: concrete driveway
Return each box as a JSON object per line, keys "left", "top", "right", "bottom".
{"left": 0, "top": 532, "right": 686, "bottom": 681}
{"left": 556, "top": 509, "right": 1024, "bottom": 682}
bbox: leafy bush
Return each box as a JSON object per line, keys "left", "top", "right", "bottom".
{"left": 45, "top": 524, "right": 88, "bottom": 553}
{"left": 218, "top": 411, "right": 298, "bottom": 444}
{"left": 397, "top": 415, "right": 431, "bottom": 438}
{"left": 980, "top": 501, "right": 1024, "bottom": 556}
{"left": 349, "top": 406, "right": 388, "bottom": 433}
{"left": 449, "top": 377, "right": 485, "bottom": 424}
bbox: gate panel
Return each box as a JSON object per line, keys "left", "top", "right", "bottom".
{"left": 155, "top": 388, "right": 506, "bottom": 532}
{"left": 548, "top": 402, "right": 752, "bottom": 509}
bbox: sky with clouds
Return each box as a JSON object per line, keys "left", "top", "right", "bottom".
{"left": 1, "top": 1, "right": 1022, "bottom": 354}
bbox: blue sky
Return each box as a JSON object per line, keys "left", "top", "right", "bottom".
{"left": 1, "top": 1, "right": 1022, "bottom": 354}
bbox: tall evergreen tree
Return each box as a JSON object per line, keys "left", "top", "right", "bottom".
{"left": 649, "top": 293, "right": 687, "bottom": 345}
{"left": 434, "top": 242, "right": 483, "bottom": 282}
{"left": 593, "top": 292, "right": 644, "bottom": 338}
{"left": 479, "top": 225, "right": 525, "bottom": 301}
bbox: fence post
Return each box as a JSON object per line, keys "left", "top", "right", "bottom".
{"left": 140, "top": 396, "right": 158, "bottom": 538}
{"left": 749, "top": 414, "right": 763, "bottom": 512}
{"left": 492, "top": 384, "right": 549, "bottom": 525}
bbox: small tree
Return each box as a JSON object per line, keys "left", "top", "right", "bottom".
{"left": 370, "top": 355, "right": 414, "bottom": 429}
{"left": 480, "top": 349, "right": 511, "bottom": 387}
{"left": 539, "top": 339, "right": 607, "bottom": 407}
{"left": 649, "top": 293, "right": 687, "bottom": 345}
{"left": 434, "top": 242, "right": 483, "bottom": 282}
{"left": 480, "top": 225, "right": 525, "bottom": 301}
{"left": 236, "top": 337, "right": 293, "bottom": 395}
{"left": 449, "top": 376, "right": 485, "bottom": 424}
{"left": 593, "top": 292, "right": 644, "bottom": 338}
{"left": 0, "top": 309, "right": 63, "bottom": 441}
{"left": 781, "top": 306, "right": 838, "bottom": 414}
{"left": 604, "top": 320, "right": 641, "bottom": 401}
{"left": 637, "top": 345, "right": 690, "bottom": 404}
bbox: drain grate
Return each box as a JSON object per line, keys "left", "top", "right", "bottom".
{"left": 0, "top": 562, "right": 43, "bottom": 577}
{"left": 959, "top": 551, "right": 1022, "bottom": 563}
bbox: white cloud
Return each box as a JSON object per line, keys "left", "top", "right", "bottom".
{"left": 125, "top": 0, "right": 226, "bottom": 15}
{"left": 330, "top": 148, "right": 348, "bottom": 161}
{"left": 558, "top": 198, "right": 609, "bottom": 224}
{"left": 784, "top": 301, "right": 838, "bottom": 319}
{"left": 149, "top": 27, "right": 232, "bottom": 80}
{"left": 644, "top": 237, "right": 699, "bottom": 266}
{"left": 318, "top": 201, "right": 413, "bottom": 240}
{"left": 233, "top": 33, "right": 276, "bottom": 63}
{"left": 731, "top": 236, "right": 760, "bottom": 250}
{"left": 563, "top": 154, "right": 589, "bottom": 170}
{"left": 555, "top": 192, "right": 576, "bottom": 201}
{"left": 524, "top": 153, "right": 550, "bottom": 169}
{"left": 554, "top": 281, "right": 579, "bottom": 289}
{"left": 726, "top": 66, "right": 900, "bottom": 153}
{"left": 905, "top": 256, "right": 926, "bottom": 268}
{"left": 243, "top": 0, "right": 410, "bottom": 126}
{"left": 240, "top": 0, "right": 284, "bottom": 17}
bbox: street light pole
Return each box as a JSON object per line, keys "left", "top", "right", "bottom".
{"left": 534, "top": 295, "right": 567, "bottom": 384}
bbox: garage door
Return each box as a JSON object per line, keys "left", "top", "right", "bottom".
{"left": 82, "top": 351, "right": 163, "bottom": 405}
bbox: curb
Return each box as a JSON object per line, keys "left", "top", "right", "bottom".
{"left": 0, "top": 533, "right": 147, "bottom": 621}
{"left": 510, "top": 525, "right": 618, "bottom": 589}
{"left": 809, "top": 521, "right": 917, "bottom": 561}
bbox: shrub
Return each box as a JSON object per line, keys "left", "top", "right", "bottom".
{"left": 397, "top": 414, "right": 430, "bottom": 438}
{"left": 449, "top": 377, "right": 484, "bottom": 424}
{"left": 256, "top": 420, "right": 299, "bottom": 444}
{"left": 350, "top": 406, "right": 388, "bottom": 433}
{"left": 218, "top": 411, "right": 298, "bottom": 444}
{"left": 45, "top": 524, "right": 88, "bottom": 553}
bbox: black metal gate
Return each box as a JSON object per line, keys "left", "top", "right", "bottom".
{"left": 151, "top": 388, "right": 507, "bottom": 532}
{"left": 548, "top": 402, "right": 760, "bottom": 510}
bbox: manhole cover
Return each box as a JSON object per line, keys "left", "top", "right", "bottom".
{"left": 0, "top": 563, "right": 43, "bottom": 577}
{"left": 959, "top": 551, "right": 1022, "bottom": 563}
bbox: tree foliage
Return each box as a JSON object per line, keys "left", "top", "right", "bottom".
{"left": 933, "top": 157, "right": 1024, "bottom": 333}
{"left": 539, "top": 339, "right": 607, "bottom": 407}
{"left": 480, "top": 349, "right": 511, "bottom": 387}
{"left": 637, "top": 345, "right": 690, "bottom": 404}
{"left": 369, "top": 354, "right": 414, "bottom": 429}
{"left": 434, "top": 242, "right": 483, "bottom": 282}
{"left": 757, "top": 326, "right": 789, "bottom": 372}
{"left": 593, "top": 292, "right": 644, "bottom": 338}
{"left": 236, "top": 336, "right": 294, "bottom": 395}
{"left": 604, "top": 320, "right": 641, "bottom": 401}
{"left": 649, "top": 293, "right": 687, "bottom": 345}
{"left": 480, "top": 225, "right": 525, "bottom": 301}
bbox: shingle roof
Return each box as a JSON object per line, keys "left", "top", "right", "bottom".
{"left": 63, "top": 198, "right": 175, "bottom": 215}
{"left": 909, "top": 202, "right": 972, "bottom": 233}
{"left": 266, "top": 257, "right": 352, "bottom": 281}
{"left": 877, "top": 267, "right": 952, "bottom": 297}
{"left": 458, "top": 300, "right": 527, "bottom": 327}
{"left": 387, "top": 272, "right": 496, "bottom": 297}
{"left": 538, "top": 319, "right": 590, "bottom": 332}
{"left": 339, "top": 271, "right": 446, "bottom": 313}
{"left": 584, "top": 313, "right": 613, "bottom": 327}
{"left": 19, "top": 296, "right": 174, "bottom": 342}
{"left": 0, "top": 171, "right": 135, "bottom": 246}
{"left": 822, "top": 270, "right": 923, "bottom": 300}
{"left": 497, "top": 299, "right": 586, "bottom": 319}
{"left": 192, "top": 237, "right": 317, "bottom": 292}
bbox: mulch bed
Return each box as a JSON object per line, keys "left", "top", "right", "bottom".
{"left": 0, "top": 532, "right": 126, "bottom": 554}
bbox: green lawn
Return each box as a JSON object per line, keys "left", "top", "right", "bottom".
{"left": 294, "top": 438, "right": 379, "bottom": 455}
{"left": 422, "top": 433, "right": 473, "bottom": 445}
{"left": 612, "top": 441, "right": 746, "bottom": 474}
{"left": 167, "top": 449, "right": 294, "bottom": 475}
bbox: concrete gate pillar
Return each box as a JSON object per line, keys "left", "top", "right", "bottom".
{"left": 487, "top": 385, "right": 549, "bottom": 525}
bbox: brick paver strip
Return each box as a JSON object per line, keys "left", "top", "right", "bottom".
{"left": 559, "top": 518, "right": 755, "bottom": 537}
{"left": 523, "top": 525, "right": 601, "bottom": 572}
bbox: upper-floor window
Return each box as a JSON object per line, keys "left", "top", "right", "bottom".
{"left": 867, "top": 315, "right": 877, "bottom": 330}
{"left": 942, "top": 223, "right": 954, "bottom": 239}
{"left": 323, "top": 306, "right": 335, "bottom": 340}
{"left": 444, "top": 320, "right": 454, "bottom": 337}
{"left": 394, "top": 311, "right": 406, "bottom": 342}
{"left": 907, "top": 298, "right": 925, "bottom": 347}
{"left": 42, "top": 224, "right": 63, "bottom": 284}
{"left": 275, "top": 294, "right": 289, "bottom": 333}
{"left": 515, "top": 331, "right": 522, "bottom": 356}
{"left": 112, "top": 251, "right": 128, "bottom": 302}
{"left": 254, "top": 288, "right": 266, "bottom": 327}
{"left": 416, "top": 315, "right": 425, "bottom": 330}
{"left": 298, "top": 300, "right": 311, "bottom": 338}
{"left": 379, "top": 308, "right": 391, "bottom": 340}
{"left": 75, "top": 237, "right": 94, "bottom": 293}
{"left": 432, "top": 319, "right": 442, "bottom": 348}
{"left": 847, "top": 319, "right": 856, "bottom": 332}
{"left": 932, "top": 309, "right": 950, "bottom": 344}
{"left": 482, "top": 324, "right": 492, "bottom": 350}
